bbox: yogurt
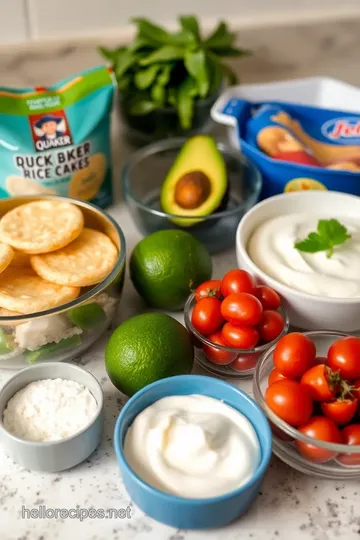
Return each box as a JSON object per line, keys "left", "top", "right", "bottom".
{"left": 247, "top": 213, "right": 360, "bottom": 298}
{"left": 123, "top": 394, "right": 260, "bottom": 499}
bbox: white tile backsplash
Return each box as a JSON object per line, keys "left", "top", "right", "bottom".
{"left": 1, "top": 0, "right": 360, "bottom": 44}
{"left": 0, "top": 0, "right": 29, "bottom": 43}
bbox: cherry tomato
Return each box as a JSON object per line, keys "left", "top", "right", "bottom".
{"left": 268, "top": 368, "right": 288, "bottom": 386}
{"left": 221, "top": 293, "right": 263, "bottom": 326}
{"left": 328, "top": 336, "right": 360, "bottom": 380}
{"left": 191, "top": 297, "right": 224, "bottom": 336}
{"left": 230, "top": 353, "right": 259, "bottom": 372}
{"left": 337, "top": 424, "right": 360, "bottom": 466}
{"left": 258, "top": 310, "right": 285, "bottom": 343}
{"left": 321, "top": 398, "right": 358, "bottom": 426}
{"left": 220, "top": 269, "right": 256, "bottom": 297}
{"left": 265, "top": 380, "right": 313, "bottom": 426}
{"left": 195, "top": 279, "right": 222, "bottom": 302}
{"left": 273, "top": 332, "right": 316, "bottom": 379}
{"left": 203, "top": 331, "right": 236, "bottom": 365}
{"left": 300, "top": 364, "right": 339, "bottom": 401}
{"left": 222, "top": 322, "right": 259, "bottom": 350}
{"left": 296, "top": 416, "right": 342, "bottom": 463}
{"left": 255, "top": 285, "right": 281, "bottom": 310}
{"left": 352, "top": 378, "right": 360, "bottom": 401}
{"left": 269, "top": 420, "right": 295, "bottom": 442}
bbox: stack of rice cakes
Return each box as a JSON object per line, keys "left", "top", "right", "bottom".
{"left": 0, "top": 200, "right": 118, "bottom": 317}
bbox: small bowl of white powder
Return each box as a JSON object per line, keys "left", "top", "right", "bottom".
{"left": 0, "top": 361, "right": 104, "bottom": 472}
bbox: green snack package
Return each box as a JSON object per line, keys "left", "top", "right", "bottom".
{"left": 67, "top": 303, "right": 106, "bottom": 330}
{"left": 25, "top": 335, "right": 82, "bottom": 364}
{"left": 0, "top": 66, "right": 115, "bottom": 207}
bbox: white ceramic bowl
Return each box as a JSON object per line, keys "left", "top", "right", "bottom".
{"left": 236, "top": 191, "right": 360, "bottom": 331}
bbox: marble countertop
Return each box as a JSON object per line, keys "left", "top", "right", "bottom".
{"left": 0, "top": 201, "right": 359, "bottom": 540}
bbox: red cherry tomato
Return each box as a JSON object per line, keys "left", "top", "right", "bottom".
{"left": 220, "top": 269, "right": 256, "bottom": 297}
{"left": 230, "top": 353, "right": 259, "bottom": 372}
{"left": 194, "top": 279, "right": 222, "bottom": 302}
{"left": 255, "top": 285, "right": 281, "bottom": 310}
{"left": 321, "top": 399, "right": 358, "bottom": 426}
{"left": 265, "top": 380, "right": 313, "bottom": 427}
{"left": 352, "top": 378, "right": 360, "bottom": 401}
{"left": 268, "top": 368, "right": 288, "bottom": 386}
{"left": 328, "top": 336, "right": 360, "bottom": 380}
{"left": 300, "top": 364, "right": 339, "bottom": 401}
{"left": 191, "top": 297, "right": 224, "bottom": 336}
{"left": 222, "top": 322, "right": 259, "bottom": 350}
{"left": 273, "top": 332, "right": 316, "bottom": 379}
{"left": 203, "top": 331, "right": 236, "bottom": 365}
{"left": 221, "top": 293, "right": 263, "bottom": 326}
{"left": 258, "top": 310, "right": 285, "bottom": 343}
{"left": 337, "top": 424, "right": 360, "bottom": 466}
{"left": 296, "top": 416, "right": 342, "bottom": 463}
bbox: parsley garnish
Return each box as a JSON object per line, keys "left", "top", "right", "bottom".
{"left": 294, "top": 219, "right": 351, "bottom": 258}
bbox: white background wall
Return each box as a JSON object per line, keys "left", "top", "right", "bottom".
{"left": 2, "top": 0, "right": 360, "bottom": 44}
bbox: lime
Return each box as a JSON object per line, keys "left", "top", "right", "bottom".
{"left": 67, "top": 303, "right": 106, "bottom": 329}
{"left": 130, "top": 230, "right": 212, "bottom": 310}
{"left": 105, "top": 313, "right": 194, "bottom": 396}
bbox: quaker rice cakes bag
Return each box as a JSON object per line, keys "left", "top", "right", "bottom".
{"left": 0, "top": 66, "right": 116, "bottom": 207}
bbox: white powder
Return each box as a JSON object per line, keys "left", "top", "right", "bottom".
{"left": 3, "top": 378, "right": 98, "bottom": 442}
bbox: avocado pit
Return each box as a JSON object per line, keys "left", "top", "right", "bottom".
{"left": 174, "top": 171, "right": 211, "bottom": 210}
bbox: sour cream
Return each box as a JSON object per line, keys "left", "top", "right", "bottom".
{"left": 124, "top": 394, "right": 260, "bottom": 499}
{"left": 248, "top": 214, "right": 360, "bottom": 298}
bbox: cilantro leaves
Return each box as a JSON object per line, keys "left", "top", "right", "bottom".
{"left": 294, "top": 219, "right": 351, "bottom": 258}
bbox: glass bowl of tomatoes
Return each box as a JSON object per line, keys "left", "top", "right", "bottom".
{"left": 253, "top": 330, "right": 360, "bottom": 479}
{"left": 183, "top": 269, "right": 290, "bottom": 378}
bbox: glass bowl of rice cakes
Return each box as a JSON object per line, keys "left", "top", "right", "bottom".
{"left": 0, "top": 196, "right": 126, "bottom": 369}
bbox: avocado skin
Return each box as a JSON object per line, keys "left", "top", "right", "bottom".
{"left": 160, "top": 135, "right": 228, "bottom": 227}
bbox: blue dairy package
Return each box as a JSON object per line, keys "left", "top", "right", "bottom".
{"left": 0, "top": 66, "right": 116, "bottom": 207}
{"left": 221, "top": 98, "right": 360, "bottom": 198}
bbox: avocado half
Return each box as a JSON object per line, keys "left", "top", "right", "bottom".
{"left": 160, "top": 135, "right": 228, "bottom": 227}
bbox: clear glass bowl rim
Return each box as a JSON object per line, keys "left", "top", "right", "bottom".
{"left": 121, "top": 137, "right": 263, "bottom": 221}
{"left": 184, "top": 293, "right": 290, "bottom": 354}
{"left": 0, "top": 196, "right": 126, "bottom": 323}
{"left": 253, "top": 329, "right": 360, "bottom": 453}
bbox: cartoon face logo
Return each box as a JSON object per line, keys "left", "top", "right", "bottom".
{"left": 29, "top": 111, "right": 72, "bottom": 151}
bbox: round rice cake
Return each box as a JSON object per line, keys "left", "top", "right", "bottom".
{"left": 0, "top": 267, "right": 80, "bottom": 314}
{"left": 0, "top": 243, "right": 13, "bottom": 273}
{"left": 68, "top": 153, "right": 106, "bottom": 201}
{"left": 30, "top": 228, "right": 118, "bottom": 287}
{"left": 0, "top": 200, "right": 84, "bottom": 254}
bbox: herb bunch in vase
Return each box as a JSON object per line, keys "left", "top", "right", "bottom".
{"left": 99, "top": 15, "right": 249, "bottom": 146}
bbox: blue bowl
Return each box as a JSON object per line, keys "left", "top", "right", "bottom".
{"left": 114, "top": 375, "right": 272, "bottom": 529}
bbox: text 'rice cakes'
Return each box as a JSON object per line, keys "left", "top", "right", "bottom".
{"left": 0, "top": 267, "right": 80, "bottom": 314}
{"left": 0, "top": 200, "right": 84, "bottom": 254}
{"left": 30, "top": 228, "right": 118, "bottom": 287}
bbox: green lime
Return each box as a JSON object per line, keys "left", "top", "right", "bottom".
{"left": 105, "top": 313, "right": 194, "bottom": 396}
{"left": 130, "top": 230, "right": 212, "bottom": 310}
{"left": 67, "top": 303, "right": 106, "bottom": 329}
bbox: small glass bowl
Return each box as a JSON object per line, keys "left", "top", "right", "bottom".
{"left": 184, "top": 293, "right": 290, "bottom": 378}
{"left": 253, "top": 330, "right": 360, "bottom": 480}
{"left": 122, "top": 138, "right": 262, "bottom": 254}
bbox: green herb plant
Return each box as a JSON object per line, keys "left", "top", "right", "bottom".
{"left": 294, "top": 219, "right": 351, "bottom": 258}
{"left": 99, "top": 16, "right": 248, "bottom": 130}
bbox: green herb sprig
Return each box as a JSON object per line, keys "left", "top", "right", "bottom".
{"left": 99, "top": 16, "right": 249, "bottom": 129}
{"left": 294, "top": 219, "right": 351, "bottom": 258}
